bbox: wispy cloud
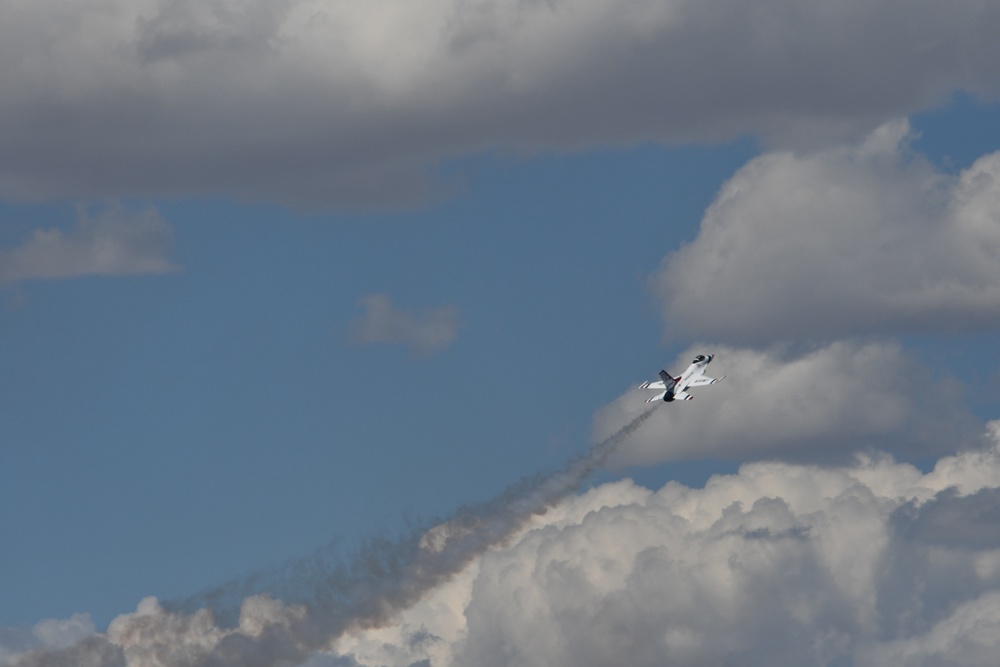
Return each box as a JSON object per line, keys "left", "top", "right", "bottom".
{"left": 349, "top": 293, "right": 460, "bottom": 357}
{"left": 0, "top": 204, "right": 181, "bottom": 284}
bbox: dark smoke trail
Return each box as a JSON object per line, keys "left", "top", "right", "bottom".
{"left": 9, "top": 407, "right": 657, "bottom": 667}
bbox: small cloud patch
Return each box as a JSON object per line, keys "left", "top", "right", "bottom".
{"left": 349, "top": 294, "right": 460, "bottom": 357}
{"left": 0, "top": 203, "right": 181, "bottom": 284}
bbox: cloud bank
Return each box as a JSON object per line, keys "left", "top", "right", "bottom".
{"left": 652, "top": 120, "right": 1000, "bottom": 344}
{"left": 5, "top": 423, "right": 1000, "bottom": 666}
{"left": 3, "top": 0, "right": 1000, "bottom": 206}
{"left": 349, "top": 294, "right": 461, "bottom": 357}
{"left": 326, "top": 425, "right": 1000, "bottom": 667}
{"left": 6, "top": 421, "right": 1000, "bottom": 667}
{"left": 0, "top": 204, "right": 180, "bottom": 284}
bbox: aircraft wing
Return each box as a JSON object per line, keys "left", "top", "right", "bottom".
{"left": 687, "top": 374, "right": 725, "bottom": 387}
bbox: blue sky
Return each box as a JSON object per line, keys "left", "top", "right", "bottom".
{"left": 3, "top": 3, "right": 1000, "bottom": 666}
{"left": 1, "top": 140, "right": 763, "bottom": 626}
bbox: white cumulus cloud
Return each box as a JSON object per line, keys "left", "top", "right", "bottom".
{"left": 651, "top": 120, "right": 1000, "bottom": 344}
{"left": 329, "top": 426, "right": 1000, "bottom": 667}
{"left": 350, "top": 293, "right": 461, "bottom": 357}
{"left": 7, "top": 426, "right": 1000, "bottom": 667}
{"left": 2, "top": 1, "right": 1000, "bottom": 206}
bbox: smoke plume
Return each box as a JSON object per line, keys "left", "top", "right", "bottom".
{"left": 7, "top": 408, "right": 658, "bottom": 667}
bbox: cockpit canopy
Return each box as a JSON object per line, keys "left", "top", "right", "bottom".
{"left": 692, "top": 354, "right": 707, "bottom": 363}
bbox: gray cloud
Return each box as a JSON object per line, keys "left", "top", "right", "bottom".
{"left": 0, "top": 204, "right": 180, "bottom": 284}
{"left": 350, "top": 294, "right": 460, "bottom": 357}
{"left": 856, "top": 592, "right": 1000, "bottom": 667}
{"left": 893, "top": 487, "right": 1000, "bottom": 550}
{"left": 593, "top": 342, "right": 981, "bottom": 466}
{"left": 651, "top": 121, "right": 1000, "bottom": 344}
{"left": 134, "top": 0, "right": 295, "bottom": 62}
{"left": 2, "top": 1, "right": 1000, "bottom": 206}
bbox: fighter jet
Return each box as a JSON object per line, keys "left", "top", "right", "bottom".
{"left": 639, "top": 354, "right": 724, "bottom": 403}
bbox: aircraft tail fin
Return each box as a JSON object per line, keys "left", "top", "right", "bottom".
{"left": 658, "top": 370, "right": 677, "bottom": 391}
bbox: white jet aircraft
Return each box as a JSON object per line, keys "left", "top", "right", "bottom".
{"left": 639, "top": 353, "right": 724, "bottom": 403}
